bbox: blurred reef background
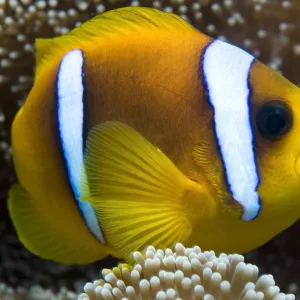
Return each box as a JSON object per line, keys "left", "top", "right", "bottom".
{"left": 0, "top": 0, "right": 300, "bottom": 299}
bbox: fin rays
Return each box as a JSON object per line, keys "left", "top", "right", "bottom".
{"left": 81, "top": 121, "right": 192, "bottom": 261}
{"left": 8, "top": 184, "right": 106, "bottom": 264}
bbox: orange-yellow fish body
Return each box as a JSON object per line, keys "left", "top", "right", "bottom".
{"left": 9, "top": 7, "right": 300, "bottom": 264}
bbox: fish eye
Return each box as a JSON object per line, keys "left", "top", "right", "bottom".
{"left": 256, "top": 100, "right": 293, "bottom": 139}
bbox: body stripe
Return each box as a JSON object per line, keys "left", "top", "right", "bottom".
{"left": 202, "top": 40, "right": 260, "bottom": 221}
{"left": 57, "top": 49, "right": 105, "bottom": 242}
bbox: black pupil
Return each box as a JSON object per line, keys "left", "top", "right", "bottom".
{"left": 266, "top": 111, "right": 286, "bottom": 134}
{"left": 256, "top": 100, "right": 292, "bottom": 139}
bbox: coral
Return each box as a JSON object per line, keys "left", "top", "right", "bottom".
{"left": 79, "top": 243, "right": 295, "bottom": 300}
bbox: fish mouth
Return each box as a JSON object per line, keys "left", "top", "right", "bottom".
{"left": 294, "top": 156, "right": 300, "bottom": 178}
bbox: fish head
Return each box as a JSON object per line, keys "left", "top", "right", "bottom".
{"left": 249, "top": 60, "right": 300, "bottom": 220}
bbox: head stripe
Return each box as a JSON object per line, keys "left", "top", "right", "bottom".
{"left": 57, "top": 49, "right": 105, "bottom": 242}
{"left": 202, "top": 40, "right": 260, "bottom": 221}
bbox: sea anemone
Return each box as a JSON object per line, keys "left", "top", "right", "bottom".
{"left": 79, "top": 243, "right": 295, "bottom": 300}
{"left": 0, "top": 282, "right": 77, "bottom": 300}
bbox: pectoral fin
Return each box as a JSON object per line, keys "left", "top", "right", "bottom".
{"left": 81, "top": 121, "right": 194, "bottom": 261}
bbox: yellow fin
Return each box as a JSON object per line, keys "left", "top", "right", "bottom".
{"left": 81, "top": 122, "right": 195, "bottom": 261}
{"left": 74, "top": 6, "right": 196, "bottom": 38}
{"left": 7, "top": 184, "right": 105, "bottom": 264}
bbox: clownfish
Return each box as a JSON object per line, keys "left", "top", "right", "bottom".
{"left": 8, "top": 7, "right": 300, "bottom": 265}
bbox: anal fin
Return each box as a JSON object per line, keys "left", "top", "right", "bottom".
{"left": 8, "top": 184, "right": 106, "bottom": 264}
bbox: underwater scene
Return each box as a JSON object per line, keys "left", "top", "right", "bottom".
{"left": 1, "top": 0, "right": 300, "bottom": 299}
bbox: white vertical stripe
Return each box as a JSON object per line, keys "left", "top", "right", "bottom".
{"left": 202, "top": 40, "right": 260, "bottom": 221}
{"left": 57, "top": 49, "right": 105, "bottom": 242}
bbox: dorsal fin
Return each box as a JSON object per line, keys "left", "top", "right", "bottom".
{"left": 34, "top": 7, "right": 197, "bottom": 76}
{"left": 72, "top": 6, "right": 195, "bottom": 38}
